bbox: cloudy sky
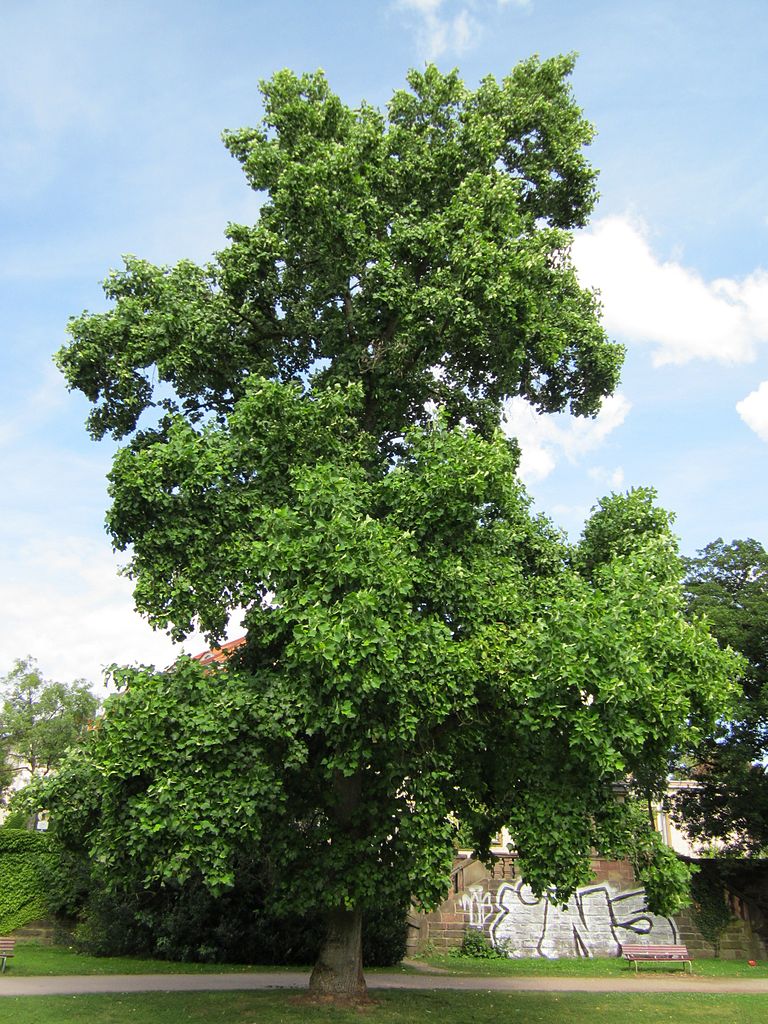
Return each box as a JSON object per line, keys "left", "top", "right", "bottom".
{"left": 2, "top": 0, "right": 767, "bottom": 686}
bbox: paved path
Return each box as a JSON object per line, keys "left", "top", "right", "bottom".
{"left": 2, "top": 972, "right": 768, "bottom": 997}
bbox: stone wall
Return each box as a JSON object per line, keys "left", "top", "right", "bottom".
{"left": 407, "top": 854, "right": 767, "bottom": 961}
{"left": 675, "top": 907, "right": 767, "bottom": 961}
{"left": 9, "top": 918, "right": 56, "bottom": 945}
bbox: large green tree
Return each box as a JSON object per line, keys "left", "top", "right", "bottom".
{"left": 49, "top": 61, "right": 736, "bottom": 996}
{"left": 673, "top": 538, "right": 768, "bottom": 853}
{"left": 0, "top": 658, "right": 99, "bottom": 797}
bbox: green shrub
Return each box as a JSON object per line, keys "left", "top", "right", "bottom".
{"left": 362, "top": 902, "right": 409, "bottom": 967}
{"left": 0, "top": 829, "right": 53, "bottom": 932}
{"left": 62, "top": 857, "right": 408, "bottom": 967}
{"left": 690, "top": 864, "right": 733, "bottom": 956}
{"left": 452, "top": 927, "right": 506, "bottom": 959}
{"left": 0, "top": 829, "right": 48, "bottom": 853}
{"left": 1, "top": 810, "right": 29, "bottom": 830}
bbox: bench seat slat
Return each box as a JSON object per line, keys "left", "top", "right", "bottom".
{"left": 621, "top": 943, "right": 692, "bottom": 973}
{"left": 0, "top": 938, "right": 14, "bottom": 974}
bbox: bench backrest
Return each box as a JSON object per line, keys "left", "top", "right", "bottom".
{"left": 0, "top": 939, "right": 15, "bottom": 955}
{"left": 622, "top": 944, "right": 689, "bottom": 957}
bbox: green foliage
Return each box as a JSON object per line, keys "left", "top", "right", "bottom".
{"left": 58, "top": 60, "right": 620, "bottom": 455}
{"left": 31, "top": 477, "right": 736, "bottom": 924}
{"left": 0, "top": 828, "right": 49, "bottom": 853}
{"left": 674, "top": 538, "right": 768, "bottom": 853}
{"left": 595, "top": 799, "right": 695, "bottom": 918}
{"left": 629, "top": 835, "right": 694, "bottom": 919}
{"left": 574, "top": 487, "right": 678, "bottom": 582}
{"left": 1, "top": 809, "right": 29, "bottom": 829}
{"left": 683, "top": 540, "right": 768, "bottom": 689}
{"left": 452, "top": 927, "right": 507, "bottom": 959}
{"left": 41, "top": 846, "right": 407, "bottom": 967}
{"left": 690, "top": 863, "right": 733, "bottom": 953}
{"left": 0, "top": 829, "right": 53, "bottom": 932}
{"left": 0, "top": 657, "right": 100, "bottom": 799}
{"left": 47, "top": 58, "right": 739, "bottom": 987}
{"left": 361, "top": 903, "right": 409, "bottom": 967}
{"left": 71, "top": 885, "right": 406, "bottom": 968}
{"left": 8, "top": 991, "right": 768, "bottom": 1024}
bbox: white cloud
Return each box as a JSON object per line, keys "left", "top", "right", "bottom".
{"left": 736, "top": 381, "right": 768, "bottom": 442}
{"left": 571, "top": 216, "right": 768, "bottom": 366}
{"left": 0, "top": 424, "right": 248, "bottom": 691}
{"left": 400, "top": 0, "right": 442, "bottom": 9}
{"left": 451, "top": 9, "right": 474, "bottom": 51}
{"left": 393, "top": 0, "right": 532, "bottom": 58}
{"left": 395, "top": 0, "right": 480, "bottom": 60}
{"left": 550, "top": 503, "right": 592, "bottom": 538}
{"left": 0, "top": 530, "right": 237, "bottom": 693}
{"left": 588, "top": 465, "right": 625, "bottom": 490}
{"left": 395, "top": 0, "right": 530, "bottom": 60}
{"left": 502, "top": 393, "right": 631, "bottom": 483}
{"left": 0, "top": 535, "right": 173, "bottom": 688}
{"left": 0, "top": 433, "right": 238, "bottom": 689}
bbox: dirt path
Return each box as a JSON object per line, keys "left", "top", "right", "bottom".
{"left": 2, "top": 971, "right": 768, "bottom": 997}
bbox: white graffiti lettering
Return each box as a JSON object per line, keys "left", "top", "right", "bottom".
{"left": 460, "top": 883, "right": 495, "bottom": 928}
{"left": 480, "top": 881, "right": 678, "bottom": 958}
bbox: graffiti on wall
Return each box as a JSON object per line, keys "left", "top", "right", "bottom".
{"left": 472, "top": 881, "right": 678, "bottom": 959}
{"left": 460, "top": 884, "right": 495, "bottom": 928}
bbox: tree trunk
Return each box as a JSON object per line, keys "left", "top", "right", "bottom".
{"left": 308, "top": 769, "right": 367, "bottom": 998}
{"left": 309, "top": 904, "right": 367, "bottom": 998}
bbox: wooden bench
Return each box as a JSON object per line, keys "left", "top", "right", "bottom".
{"left": 0, "top": 938, "right": 14, "bottom": 973}
{"left": 622, "top": 943, "right": 692, "bottom": 973}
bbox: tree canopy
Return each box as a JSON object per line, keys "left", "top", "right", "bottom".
{"left": 58, "top": 59, "right": 620, "bottom": 454}
{"left": 46, "top": 60, "right": 738, "bottom": 996}
{"left": 673, "top": 538, "right": 768, "bottom": 853}
{"left": 0, "top": 657, "right": 99, "bottom": 801}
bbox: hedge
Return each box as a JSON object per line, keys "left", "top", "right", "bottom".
{"left": 0, "top": 829, "right": 53, "bottom": 933}
{"left": 71, "top": 869, "right": 409, "bottom": 967}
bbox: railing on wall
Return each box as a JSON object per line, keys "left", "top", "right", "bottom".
{"left": 451, "top": 851, "right": 519, "bottom": 894}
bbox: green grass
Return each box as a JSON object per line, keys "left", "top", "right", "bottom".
{"left": 5, "top": 942, "right": 301, "bottom": 977}
{"left": 10, "top": 942, "right": 768, "bottom": 980}
{"left": 7, "top": 942, "right": 414, "bottom": 978}
{"left": 415, "top": 952, "right": 768, "bottom": 979}
{"left": 1, "top": 991, "right": 768, "bottom": 1024}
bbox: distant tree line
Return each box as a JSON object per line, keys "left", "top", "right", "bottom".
{"left": 0, "top": 657, "right": 99, "bottom": 814}
{"left": 674, "top": 537, "right": 768, "bottom": 855}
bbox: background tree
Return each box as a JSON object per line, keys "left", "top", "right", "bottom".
{"left": 673, "top": 538, "right": 768, "bottom": 853}
{"left": 48, "top": 60, "right": 737, "bottom": 997}
{"left": 0, "top": 657, "right": 100, "bottom": 800}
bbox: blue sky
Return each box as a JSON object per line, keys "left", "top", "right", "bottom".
{"left": 2, "top": 0, "right": 767, "bottom": 685}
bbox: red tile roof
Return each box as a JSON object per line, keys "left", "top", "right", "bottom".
{"left": 192, "top": 636, "right": 246, "bottom": 666}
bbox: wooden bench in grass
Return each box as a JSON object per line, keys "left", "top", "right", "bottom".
{"left": 621, "top": 943, "right": 692, "bottom": 973}
{"left": 0, "top": 939, "right": 14, "bottom": 974}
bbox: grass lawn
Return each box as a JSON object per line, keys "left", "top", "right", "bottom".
{"left": 10, "top": 941, "right": 768, "bottom": 980}
{"left": 416, "top": 952, "right": 768, "bottom": 979}
{"left": 1, "top": 991, "right": 768, "bottom": 1024}
{"left": 5, "top": 943, "right": 301, "bottom": 977}
{"left": 6, "top": 943, "right": 413, "bottom": 978}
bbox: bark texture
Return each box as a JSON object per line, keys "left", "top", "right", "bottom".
{"left": 309, "top": 905, "right": 366, "bottom": 997}
{"left": 309, "top": 771, "right": 367, "bottom": 997}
